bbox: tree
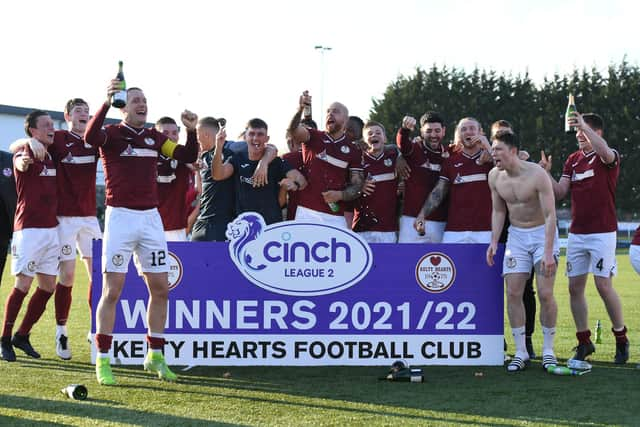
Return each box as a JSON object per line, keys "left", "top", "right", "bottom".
{"left": 369, "top": 61, "right": 640, "bottom": 216}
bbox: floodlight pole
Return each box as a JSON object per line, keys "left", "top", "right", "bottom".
{"left": 314, "top": 45, "right": 332, "bottom": 119}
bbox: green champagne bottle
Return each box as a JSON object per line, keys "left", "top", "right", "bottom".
{"left": 564, "top": 93, "right": 577, "bottom": 134}
{"left": 594, "top": 319, "right": 602, "bottom": 344}
{"left": 111, "top": 61, "right": 127, "bottom": 108}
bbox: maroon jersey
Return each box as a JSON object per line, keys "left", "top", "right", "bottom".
{"left": 13, "top": 146, "right": 58, "bottom": 230}
{"left": 299, "top": 129, "right": 363, "bottom": 215}
{"left": 439, "top": 150, "right": 492, "bottom": 232}
{"left": 632, "top": 226, "right": 640, "bottom": 245}
{"left": 49, "top": 130, "right": 98, "bottom": 216}
{"left": 562, "top": 149, "right": 619, "bottom": 234}
{"left": 396, "top": 128, "right": 449, "bottom": 220}
{"left": 353, "top": 147, "right": 398, "bottom": 232}
{"left": 282, "top": 150, "right": 303, "bottom": 220}
{"left": 157, "top": 155, "right": 190, "bottom": 230}
{"left": 85, "top": 103, "right": 198, "bottom": 210}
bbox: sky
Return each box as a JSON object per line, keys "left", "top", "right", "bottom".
{"left": 1, "top": 0, "right": 638, "bottom": 151}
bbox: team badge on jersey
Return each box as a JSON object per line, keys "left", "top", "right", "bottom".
{"left": 61, "top": 244, "right": 73, "bottom": 256}
{"left": 112, "top": 254, "right": 124, "bottom": 266}
{"left": 123, "top": 144, "right": 136, "bottom": 155}
{"left": 170, "top": 159, "right": 178, "bottom": 169}
{"left": 384, "top": 158, "right": 393, "bottom": 167}
{"left": 442, "top": 151, "right": 450, "bottom": 159}
{"left": 2, "top": 167, "right": 11, "bottom": 177}
{"left": 144, "top": 137, "right": 155, "bottom": 146}
{"left": 27, "top": 261, "right": 37, "bottom": 272}
{"left": 341, "top": 145, "right": 350, "bottom": 154}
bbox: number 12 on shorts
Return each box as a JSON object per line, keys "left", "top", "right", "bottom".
{"left": 151, "top": 250, "right": 166, "bottom": 266}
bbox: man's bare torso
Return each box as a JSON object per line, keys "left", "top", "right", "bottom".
{"left": 494, "top": 161, "right": 545, "bottom": 228}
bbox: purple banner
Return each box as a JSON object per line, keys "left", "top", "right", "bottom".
{"left": 92, "top": 215, "right": 504, "bottom": 366}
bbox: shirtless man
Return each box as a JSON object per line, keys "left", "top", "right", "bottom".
{"left": 486, "top": 130, "right": 559, "bottom": 372}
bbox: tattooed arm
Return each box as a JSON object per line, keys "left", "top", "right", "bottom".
{"left": 413, "top": 179, "right": 450, "bottom": 231}
{"left": 342, "top": 169, "right": 364, "bottom": 202}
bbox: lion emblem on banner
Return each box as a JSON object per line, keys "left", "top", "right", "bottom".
{"left": 226, "top": 212, "right": 267, "bottom": 271}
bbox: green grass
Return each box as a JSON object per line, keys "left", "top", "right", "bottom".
{"left": 1, "top": 254, "right": 639, "bottom": 426}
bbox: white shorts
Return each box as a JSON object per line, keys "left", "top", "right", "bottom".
{"left": 57, "top": 216, "right": 102, "bottom": 261}
{"left": 357, "top": 231, "right": 397, "bottom": 243}
{"left": 165, "top": 228, "right": 187, "bottom": 242}
{"left": 566, "top": 232, "right": 617, "bottom": 278}
{"left": 503, "top": 224, "right": 559, "bottom": 275}
{"left": 442, "top": 230, "right": 492, "bottom": 244}
{"left": 295, "top": 206, "right": 349, "bottom": 229}
{"left": 11, "top": 228, "right": 59, "bottom": 277}
{"left": 398, "top": 216, "right": 445, "bottom": 243}
{"left": 102, "top": 206, "right": 169, "bottom": 274}
{"left": 629, "top": 244, "right": 640, "bottom": 275}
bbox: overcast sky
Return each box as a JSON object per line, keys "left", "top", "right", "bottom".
{"left": 1, "top": 0, "right": 637, "bottom": 150}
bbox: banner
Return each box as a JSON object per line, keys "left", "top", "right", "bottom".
{"left": 91, "top": 213, "right": 504, "bottom": 366}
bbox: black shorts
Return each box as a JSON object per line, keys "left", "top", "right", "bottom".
{"left": 190, "top": 219, "right": 230, "bottom": 242}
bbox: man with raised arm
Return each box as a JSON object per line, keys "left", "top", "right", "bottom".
{"left": 414, "top": 117, "right": 493, "bottom": 243}
{"left": 396, "top": 112, "right": 451, "bottom": 243}
{"left": 542, "top": 112, "right": 628, "bottom": 364}
{"left": 287, "top": 91, "right": 363, "bottom": 229}
{"left": 84, "top": 81, "right": 198, "bottom": 385}
{"left": 212, "top": 118, "right": 306, "bottom": 224}
{"left": 486, "top": 130, "right": 559, "bottom": 372}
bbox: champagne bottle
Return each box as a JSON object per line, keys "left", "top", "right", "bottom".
{"left": 379, "top": 368, "right": 424, "bottom": 382}
{"left": 328, "top": 201, "right": 340, "bottom": 213}
{"left": 60, "top": 384, "right": 88, "bottom": 400}
{"left": 594, "top": 319, "right": 602, "bottom": 344}
{"left": 546, "top": 365, "right": 589, "bottom": 376}
{"left": 303, "top": 101, "right": 312, "bottom": 122}
{"left": 564, "top": 93, "right": 577, "bottom": 134}
{"left": 111, "top": 61, "right": 127, "bottom": 108}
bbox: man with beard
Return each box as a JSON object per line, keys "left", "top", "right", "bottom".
{"left": 414, "top": 117, "right": 493, "bottom": 243}
{"left": 287, "top": 91, "right": 363, "bottom": 229}
{"left": 396, "top": 112, "right": 451, "bottom": 243}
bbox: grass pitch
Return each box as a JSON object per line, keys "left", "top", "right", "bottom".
{"left": 0, "top": 254, "right": 638, "bottom": 426}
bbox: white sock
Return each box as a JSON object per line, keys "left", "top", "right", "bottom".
{"left": 511, "top": 326, "right": 527, "bottom": 359}
{"left": 542, "top": 326, "right": 556, "bottom": 355}
{"left": 56, "top": 324, "right": 68, "bottom": 336}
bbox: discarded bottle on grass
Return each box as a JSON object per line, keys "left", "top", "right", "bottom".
{"left": 379, "top": 361, "right": 424, "bottom": 382}
{"left": 594, "top": 320, "right": 602, "bottom": 344}
{"left": 61, "top": 384, "right": 88, "bottom": 400}
{"left": 546, "top": 365, "right": 589, "bottom": 376}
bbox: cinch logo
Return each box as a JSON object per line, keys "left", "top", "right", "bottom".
{"left": 226, "top": 212, "right": 373, "bottom": 296}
